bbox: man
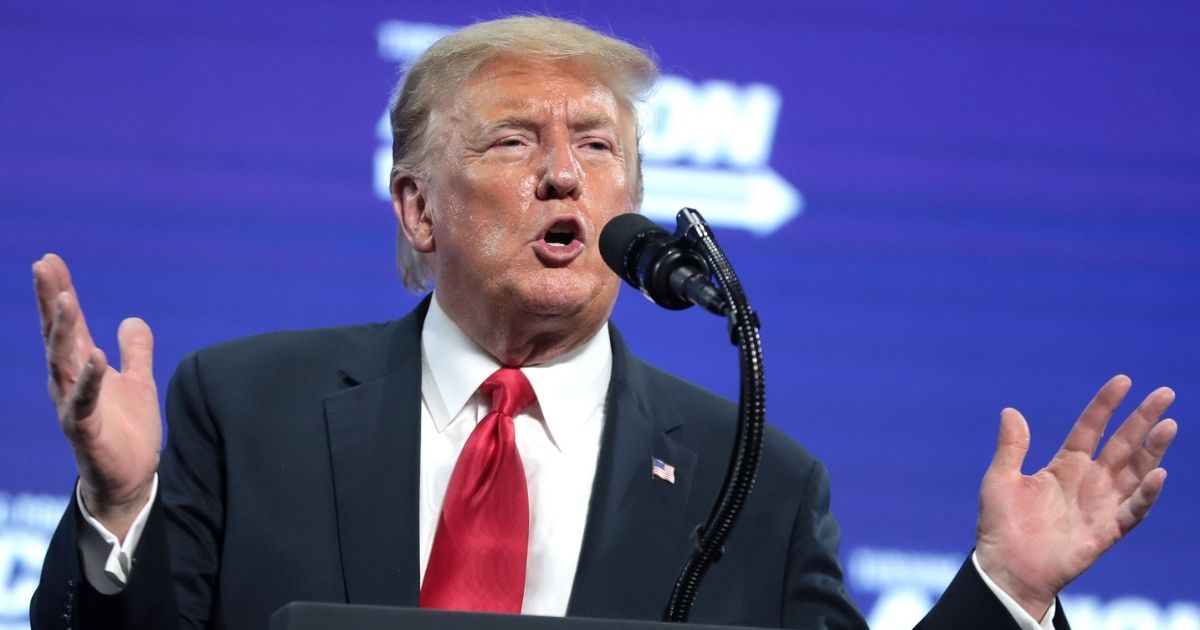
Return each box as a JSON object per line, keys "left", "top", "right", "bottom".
{"left": 30, "top": 15, "right": 1178, "bottom": 630}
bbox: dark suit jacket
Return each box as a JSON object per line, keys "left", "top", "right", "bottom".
{"left": 32, "top": 298, "right": 1067, "bottom": 629}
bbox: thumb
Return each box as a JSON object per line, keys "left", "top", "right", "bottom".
{"left": 117, "top": 317, "right": 154, "bottom": 376}
{"left": 989, "top": 407, "right": 1031, "bottom": 476}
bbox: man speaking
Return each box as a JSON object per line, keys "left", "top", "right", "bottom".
{"left": 30, "top": 15, "right": 1178, "bottom": 630}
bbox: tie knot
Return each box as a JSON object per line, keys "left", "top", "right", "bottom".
{"left": 481, "top": 367, "right": 536, "bottom": 418}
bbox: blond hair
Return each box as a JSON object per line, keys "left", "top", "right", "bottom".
{"left": 388, "top": 15, "right": 659, "bottom": 291}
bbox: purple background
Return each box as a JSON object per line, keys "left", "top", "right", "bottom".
{"left": 2, "top": 1, "right": 1197, "bottom": 625}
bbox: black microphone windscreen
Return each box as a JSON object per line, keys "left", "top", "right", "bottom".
{"left": 599, "top": 213, "right": 666, "bottom": 278}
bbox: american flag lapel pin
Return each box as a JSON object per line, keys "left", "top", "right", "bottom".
{"left": 651, "top": 457, "right": 676, "bottom": 484}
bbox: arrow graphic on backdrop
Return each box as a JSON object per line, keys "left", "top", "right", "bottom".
{"left": 374, "top": 20, "right": 805, "bottom": 236}
{"left": 640, "top": 166, "right": 802, "bottom": 235}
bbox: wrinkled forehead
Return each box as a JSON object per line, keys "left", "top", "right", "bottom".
{"left": 436, "top": 54, "right": 639, "bottom": 141}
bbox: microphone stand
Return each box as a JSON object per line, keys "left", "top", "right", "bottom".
{"left": 663, "top": 208, "right": 766, "bottom": 623}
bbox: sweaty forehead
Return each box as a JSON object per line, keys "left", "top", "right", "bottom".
{"left": 451, "top": 56, "right": 627, "bottom": 129}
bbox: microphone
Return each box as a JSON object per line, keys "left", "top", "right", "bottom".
{"left": 599, "top": 213, "right": 729, "bottom": 315}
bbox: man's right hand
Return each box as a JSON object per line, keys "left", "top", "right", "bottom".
{"left": 34, "top": 253, "right": 162, "bottom": 541}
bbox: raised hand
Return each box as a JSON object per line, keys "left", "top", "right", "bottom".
{"left": 33, "top": 254, "right": 162, "bottom": 540}
{"left": 975, "top": 375, "right": 1177, "bottom": 619}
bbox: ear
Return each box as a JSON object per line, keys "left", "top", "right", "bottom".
{"left": 392, "top": 174, "right": 435, "bottom": 253}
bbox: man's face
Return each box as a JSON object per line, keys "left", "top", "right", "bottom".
{"left": 416, "top": 56, "right": 637, "bottom": 329}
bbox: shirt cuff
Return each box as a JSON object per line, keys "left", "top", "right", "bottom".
{"left": 971, "top": 550, "right": 1055, "bottom": 630}
{"left": 76, "top": 475, "right": 158, "bottom": 595}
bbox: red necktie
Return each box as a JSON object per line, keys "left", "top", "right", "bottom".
{"left": 420, "top": 367, "right": 536, "bottom": 613}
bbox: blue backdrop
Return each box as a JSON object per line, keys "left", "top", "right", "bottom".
{"left": 2, "top": 3, "right": 1197, "bottom": 629}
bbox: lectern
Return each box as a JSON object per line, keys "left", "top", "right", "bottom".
{"left": 269, "top": 602, "right": 762, "bottom": 630}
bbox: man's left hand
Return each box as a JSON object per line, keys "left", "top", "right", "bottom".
{"left": 975, "top": 375, "right": 1177, "bottom": 620}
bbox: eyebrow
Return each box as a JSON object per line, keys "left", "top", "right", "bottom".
{"left": 480, "top": 111, "right": 619, "bottom": 136}
{"left": 570, "top": 111, "right": 619, "bottom": 133}
{"left": 482, "top": 115, "right": 540, "bottom": 135}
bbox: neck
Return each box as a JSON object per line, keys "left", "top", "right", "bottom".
{"left": 434, "top": 293, "right": 610, "bottom": 366}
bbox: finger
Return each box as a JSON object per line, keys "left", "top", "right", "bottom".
{"left": 33, "top": 256, "right": 63, "bottom": 341}
{"left": 47, "top": 292, "right": 85, "bottom": 394}
{"left": 42, "top": 253, "right": 96, "bottom": 348}
{"left": 1116, "top": 467, "right": 1167, "bottom": 535}
{"left": 65, "top": 347, "right": 107, "bottom": 425}
{"left": 1119, "top": 419, "right": 1179, "bottom": 492}
{"left": 118, "top": 317, "right": 154, "bottom": 377}
{"left": 1098, "top": 387, "right": 1175, "bottom": 471}
{"left": 1114, "top": 420, "right": 1176, "bottom": 497}
{"left": 1059, "top": 375, "right": 1131, "bottom": 457}
{"left": 989, "top": 407, "right": 1031, "bottom": 475}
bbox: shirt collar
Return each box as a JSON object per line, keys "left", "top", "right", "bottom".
{"left": 421, "top": 292, "right": 613, "bottom": 450}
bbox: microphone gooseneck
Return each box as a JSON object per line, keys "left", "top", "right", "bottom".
{"left": 599, "top": 213, "right": 729, "bottom": 316}
{"left": 601, "top": 209, "right": 766, "bottom": 624}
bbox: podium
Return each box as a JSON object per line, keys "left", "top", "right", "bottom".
{"left": 269, "top": 603, "right": 760, "bottom": 630}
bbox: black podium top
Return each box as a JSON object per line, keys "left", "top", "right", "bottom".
{"left": 270, "top": 602, "right": 764, "bottom": 630}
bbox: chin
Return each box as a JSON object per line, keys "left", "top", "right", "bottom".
{"left": 518, "top": 291, "right": 590, "bottom": 318}
{"left": 514, "top": 274, "right": 616, "bottom": 320}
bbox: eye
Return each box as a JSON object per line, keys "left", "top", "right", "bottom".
{"left": 493, "top": 136, "right": 528, "bottom": 148}
{"left": 581, "top": 138, "right": 612, "bottom": 152}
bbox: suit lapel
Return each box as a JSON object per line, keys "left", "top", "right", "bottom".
{"left": 321, "top": 307, "right": 700, "bottom": 615}
{"left": 568, "top": 329, "right": 699, "bottom": 620}
{"left": 324, "top": 298, "right": 430, "bottom": 606}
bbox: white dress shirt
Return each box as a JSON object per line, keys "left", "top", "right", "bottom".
{"left": 77, "top": 294, "right": 1052, "bottom": 627}
{"left": 419, "top": 294, "right": 610, "bottom": 615}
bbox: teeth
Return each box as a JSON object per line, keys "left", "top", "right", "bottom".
{"left": 545, "top": 229, "right": 575, "bottom": 245}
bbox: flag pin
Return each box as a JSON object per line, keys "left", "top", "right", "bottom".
{"left": 651, "top": 457, "right": 676, "bottom": 484}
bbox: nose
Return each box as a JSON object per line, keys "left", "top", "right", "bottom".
{"left": 535, "top": 133, "right": 582, "bottom": 201}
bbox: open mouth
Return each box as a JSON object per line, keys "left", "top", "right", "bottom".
{"left": 539, "top": 215, "right": 586, "bottom": 247}
{"left": 544, "top": 224, "right": 578, "bottom": 246}
{"left": 533, "top": 216, "right": 586, "bottom": 264}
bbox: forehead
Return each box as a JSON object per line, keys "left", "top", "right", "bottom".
{"left": 449, "top": 55, "right": 628, "bottom": 128}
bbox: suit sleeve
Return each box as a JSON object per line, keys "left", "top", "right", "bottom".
{"left": 30, "top": 486, "right": 179, "bottom": 629}
{"left": 777, "top": 456, "right": 1072, "bottom": 630}
{"left": 781, "top": 458, "right": 869, "bottom": 630}
{"left": 157, "top": 349, "right": 227, "bottom": 627}
{"left": 916, "top": 556, "right": 1071, "bottom": 630}
{"left": 31, "top": 350, "right": 226, "bottom": 630}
